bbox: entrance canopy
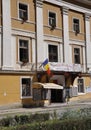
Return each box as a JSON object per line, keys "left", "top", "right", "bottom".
{"left": 33, "top": 82, "right": 63, "bottom": 89}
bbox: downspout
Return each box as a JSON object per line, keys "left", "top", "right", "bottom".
{"left": 84, "top": 15, "right": 87, "bottom": 73}
{"left": 34, "top": 0, "right": 38, "bottom": 72}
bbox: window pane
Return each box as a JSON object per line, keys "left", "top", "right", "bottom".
{"left": 22, "top": 78, "right": 31, "bottom": 97}
{"left": 73, "top": 19, "right": 80, "bottom": 33}
{"left": 19, "top": 3, "right": 28, "bottom": 20}
{"left": 74, "top": 48, "right": 80, "bottom": 64}
{"left": 48, "top": 45, "right": 58, "bottom": 62}
{"left": 78, "top": 78, "right": 84, "bottom": 93}
{"left": 19, "top": 40, "right": 29, "bottom": 62}
{"left": 49, "top": 12, "right": 56, "bottom": 26}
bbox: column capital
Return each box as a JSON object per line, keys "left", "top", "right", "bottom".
{"left": 36, "top": 0, "right": 43, "bottom": 8}
{"left": 62, "top": 6, "right": 69, "bottom": 15}
{"left": 85, "top": 13, "right": 90, "bottom": 21}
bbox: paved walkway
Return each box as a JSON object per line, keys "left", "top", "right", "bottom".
{"left": 0, "top": 100, "right": 91, "bottom": 119}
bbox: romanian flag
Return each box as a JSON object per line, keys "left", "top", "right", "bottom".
{"left": 42, "top": 59, "right": 51, "bottom": 75}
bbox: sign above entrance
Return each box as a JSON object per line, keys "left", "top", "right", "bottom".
{"left": 49, "top": 62, "right": 82, "bottom": 72}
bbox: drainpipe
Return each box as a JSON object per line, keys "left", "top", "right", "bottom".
{"left": 34, "top": 0, "right": 38, "bottom": 72}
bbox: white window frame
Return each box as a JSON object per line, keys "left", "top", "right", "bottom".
{"left": 77, "top": 78, "right": 85, "bottom": 94}
{"left": 47, "top": 42, "right": 59, "bottom": 62}
{"left": 74, "top": 47, "right": 80, "bottom": 64}
{"left": 20, "top": 76, "right": 33, "bottom": 99}
{"left": 18, "top": 1, "right": 29, "bottom": 21}
{"left": 72, "top": 45, "right": 82, "bottom": 65}
{"left": 72, "top": 17, "right": 80, "bottom": 33}
{"left": 18, "top": 38, "right": 30, "bottom": 63}
{"left": 48, "top": 10, "right": 57, "bottom": 27}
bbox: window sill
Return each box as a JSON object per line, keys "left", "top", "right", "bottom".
{"left": 21, "top": 96, "right": 32, "bottom": 99}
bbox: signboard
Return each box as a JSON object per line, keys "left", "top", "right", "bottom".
{"left": 49, "top": 62, "right": 82, "bottom": 72}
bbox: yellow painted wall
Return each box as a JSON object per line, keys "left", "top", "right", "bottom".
{"left": 43, "top": 3, "right": 62, "bottom": 38}
{"left": 73, "top": 76, "right": 91, "bottom": 88}
{"left": 0, "top": 74, "right": 20, "bottom": 105}
{"left": 11, "top": 0, "right": 35, "bottom": 32}
{"left": 69, "top": 10, "right": 85, "bottom": 41}
{"left": 0, "top": 73, "right": 33, "bottom": 105}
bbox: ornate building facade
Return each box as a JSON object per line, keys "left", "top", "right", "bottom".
{"left": 0, "top": 0, "right": 91, "bottom": 106}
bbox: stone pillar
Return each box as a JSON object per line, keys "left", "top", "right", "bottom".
{"left": 85, "top": 13, "right": 91, "bottom": 70}
{"left": 35, "top": 0, "right": 44, "bottom": 63}
{"left": 2, "top": 0, "right": 13, "bottom": 70}
{"left": 62, "top": 6, "right": 70, "bottom": 63}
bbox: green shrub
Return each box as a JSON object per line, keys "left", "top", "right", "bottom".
{"left": 0, "top": 113, "right": 50, "bottom": 127}
{"left": 1, "top": 118, "right": 91, "bottom": 130}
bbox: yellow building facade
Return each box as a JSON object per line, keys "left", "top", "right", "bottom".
{"left": 0, "top": 0, "right": 91, "bottom": 107}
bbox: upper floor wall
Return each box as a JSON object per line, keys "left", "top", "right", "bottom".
{"left": 11, "top": 0, "right": 35, "bottom": 32}
{"left": 69, "top": 10, "right": 85, "bottom": 41}
{"left": 43, "top": 2, "right": 63, "bottom": 38}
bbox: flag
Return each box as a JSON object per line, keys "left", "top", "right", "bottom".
{"left": 42, "top": 58, "right": 51, "bottom": 75}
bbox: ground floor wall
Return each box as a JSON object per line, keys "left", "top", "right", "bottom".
{"left": 0, "top": 73, "right": 35, "bottom": 106}
{"left": 0, "top": 72, "right": 91, "bottom": 107}
{"left": 0, "top": 74, "right": 21, "bottom": 105}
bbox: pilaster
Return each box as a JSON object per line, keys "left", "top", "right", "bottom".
{"left": 35, "top": 0, "right": 45, "bottom": 63}
{"left": 2, "top": 0, "right": 13, "bottom": 70}
{"left": 36, "top": 0, "right": 43, "bottom": 8}
{"left": 85, "top": 13, "right": 91, "bottom": 69}
{"left": 62, "top": 6, "right": 70, "bottom": 63}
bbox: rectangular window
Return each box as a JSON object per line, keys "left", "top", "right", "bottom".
{"left": 49, "top": 12, "right": 56, "bottom": 28}
{"left": 74, "top": 48, "right": 80, "bottom": 64}
{"left": 78, "top": 78, "right": 84, "bottom": 93}
{"left": 21, "top": 78, "right": 31, "bottom": 97}
{"left": 19, "top": 3, "right": 28, "bottom": 20}
{"left": 48, "top": 45, "right": 58, "bottom": 62}
{"left": 19, "top": 39, "right": 29, "bottom": 63}
{"left": 73, "top": 18, "right": 80, "bottom": 34}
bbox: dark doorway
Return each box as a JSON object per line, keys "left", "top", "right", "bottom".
{"left": 51, "top": 89, "right": 63, "bottom": 103}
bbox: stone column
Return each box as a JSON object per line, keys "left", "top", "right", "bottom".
{"left": 2, "top": 0, "right": 13, "bottom": 70}
{"left": 85, "top": 13, "right": 91, "bottom": 70}
{"left": 35, "top": 0, "right": 44, "bottom": 63}
{"left": 62, "top": 6, "right": 70, "bottom": 64}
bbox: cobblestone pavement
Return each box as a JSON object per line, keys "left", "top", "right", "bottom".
{"left": 0, "top": 101, "right": 91, "bottom": 119}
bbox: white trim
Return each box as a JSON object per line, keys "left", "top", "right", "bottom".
{"left": 47, "top": 42, "right": 60, "bottom": 62}
{"left": 45, "top": 0, "right": 91, "bottom": 14}
{"left": 77, "top": 78, "right": 85, "bottom": 93}
{"left": 12, "top": 28, "right": 35, "bottom": 38}
{"left": 18, "top": 38, "right": 30, "bottom": 63}
{"left": 44, "top": 34, "right": 62, "bottom": 42}
{"left": 17, "top": 1, "right": 29, "bottom": 21}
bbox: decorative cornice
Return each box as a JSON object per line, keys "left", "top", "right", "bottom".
{"left": 85, "top": 13, "right": 90, "bottom": 21}
{"left": 62, "top": 6, "right": 69, "bottom": 15}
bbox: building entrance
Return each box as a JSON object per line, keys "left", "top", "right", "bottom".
{"left": 51, "top": 89, "right": 63, "bottom": 103}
